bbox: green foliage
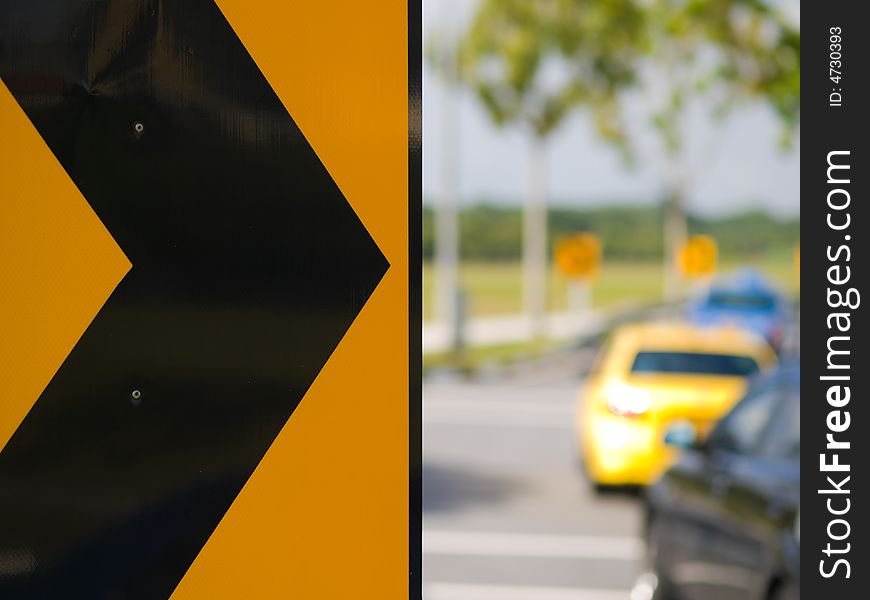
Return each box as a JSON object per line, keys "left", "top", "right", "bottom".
{"left": 549, "top": 205, "right": 664, "bottom": 259}
{"left": 644, "top": 0, "right": 800, "bottom": 152}
{"left": 461, "top": 204, "right": 524, "bottom": 260}
{"left": 423, "top": 203, "right": 798, "bottom": 262}
{"left": 458, "top": 0, "right": 647, "bottom": 142}
{"left": 689, "top": 209, "right": 800, "bottom": 255}
{"left": 458, "top": 0, "right": 800, "bottom": 151}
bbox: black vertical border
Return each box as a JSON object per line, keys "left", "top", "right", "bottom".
{"left": 803, "top": 5, "right": 867, "bottom": 598}
{"left": 408, "top": 0, "right": 423, "bottom": 598}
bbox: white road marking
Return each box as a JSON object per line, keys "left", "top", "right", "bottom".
{"left": 425, "top": 413, "right": 572, "bottom": 428}
{"left": 425, "top": 582, "right": 629, "bottom": 600}
{"left": 425, "top": 400, "right": 575, "bottom": 428}
{"left": 424, "top": 530, "right": 643, "bottom": 561}
{"left": 426, "top": 400, "right": 574, "bottom": 414}
{"left": 671, "top": 561, "right": 756, "bottom": 590}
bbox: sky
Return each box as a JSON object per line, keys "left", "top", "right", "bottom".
{"left": 422, "top": 0, "right": 801, "bottom": 218}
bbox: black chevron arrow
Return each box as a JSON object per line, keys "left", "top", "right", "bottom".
{"left": 0, "top": 1, "right": 389, "bottom": 598}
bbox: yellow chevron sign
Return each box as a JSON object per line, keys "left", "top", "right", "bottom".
{"left": 173, "top": 1, "right": 411, "bottom": 598}
{"left": 0, "top": 83, "right": 131, "bottom": 453}
{"left": 1, "top": 1, "right": 417, "bottom": 597}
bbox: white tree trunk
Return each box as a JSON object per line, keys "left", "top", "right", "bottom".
{"left": 434, "top": 24, "right": 461, "bottom": 351}
{"left": 663, "top": 164, "right": 688, "bottom": 303}
{"left": 523, "top": 139, "right": 548, "bottom": 339}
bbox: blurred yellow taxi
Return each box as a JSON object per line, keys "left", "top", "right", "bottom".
{"left": 577, "top": 322, "right": 776, "bottom": 487}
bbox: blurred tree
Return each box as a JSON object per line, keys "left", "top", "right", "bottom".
{"left": 642, "top": 0, "right": 800, "bottom": 299}
{"left": 458, "top": 0, "right": 800, "bottom": 305}
{"left": 458, "top": 0, "right": 647, "bottom": 333}
{"left": 422, "top": 203, "right": 799, "bottom": 262}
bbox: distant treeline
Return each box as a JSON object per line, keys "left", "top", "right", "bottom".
{"left": 423, "top": 204, "right": 799, "bottom": 262}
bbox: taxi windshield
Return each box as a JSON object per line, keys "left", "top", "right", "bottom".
{"left": 631, "top": 351, "right": 760, "bottom": 376}
{"left": 707, "top": 292, "right": 776, "bottom": 311}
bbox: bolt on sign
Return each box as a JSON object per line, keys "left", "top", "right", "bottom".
{"left": 0, "top": 1, "right": 421, "bottom": 598}
{"left": 555, "top": 233, "right": 603, "bottom": 281}
{"left": 678, "top": 235, "right": 719, "bottom": 279}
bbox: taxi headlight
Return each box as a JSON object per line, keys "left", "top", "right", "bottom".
{"left": 606, "top": 384, "right": 652, "bottom": 417}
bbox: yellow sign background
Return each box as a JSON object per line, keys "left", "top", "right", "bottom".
{"left": 170, "top": 2, "right": 410, "bottom": 598}
{"left": 555, "top": 233, "right": 602, "bottom": 280}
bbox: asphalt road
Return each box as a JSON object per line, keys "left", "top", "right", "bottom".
{"left": 423, "top": 358, "right": 644, "bottom": 600}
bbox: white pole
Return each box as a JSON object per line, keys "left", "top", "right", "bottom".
{"left": 663, "top": 162, "right": 687, "bottom": 303}
{"left": 523, "top": 137, "right": 548, "bottom": 339}
{"left": 434, "top": 7, "right": 461, "bottom": 351}
{"left": 567, "top": 280, "right": 591, "bottom": 314}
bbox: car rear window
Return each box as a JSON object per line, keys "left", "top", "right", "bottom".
{"left": 707, "top": 293, "right": 775, "bottom": 310}
{"left": 630, "top": 351, "right": 760, "bottom": 377}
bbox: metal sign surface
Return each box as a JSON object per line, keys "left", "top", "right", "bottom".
{"left": 555, "top": 233, "right": 603, "bottom": 280}
{"left": 0, "top": 1, "right": 420, "bottom": 597}
{"left": 678, "top": 234, "right": 718, "bottom": 279}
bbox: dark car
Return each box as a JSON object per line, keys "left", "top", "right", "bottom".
{"left": 687, "top": 269, "right": 792, "bottom": 351}
{"left": 634, "top": 363, "right": 799, "bottom": 600}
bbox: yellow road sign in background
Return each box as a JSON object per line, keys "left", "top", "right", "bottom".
{"left": 678, "top": 235, "right": 718, "bottom": 278}
{"left": 555, "top": 233, "right": 602, "bottom": 281}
